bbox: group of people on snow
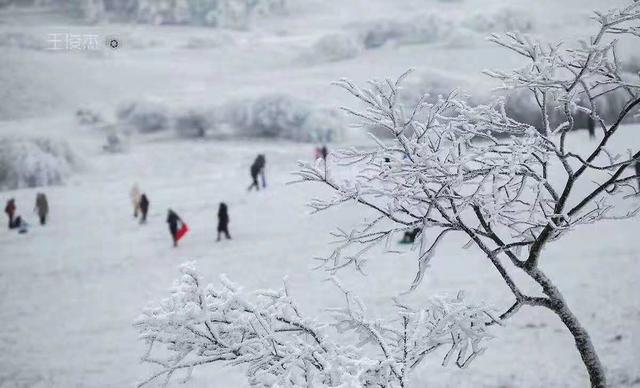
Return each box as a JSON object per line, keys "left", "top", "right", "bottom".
{"left": 4, "top": 193, "right": 49, "bottom": 234}
{"left": 4, "top": 147, "right": 335, "bottom": 247}
{"left": 126, "top": 153, "right": 271, "bottom": 247}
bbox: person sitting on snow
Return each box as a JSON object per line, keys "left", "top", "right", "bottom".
{"left": 401, "top": 228, "right": 422, "bottom": 244}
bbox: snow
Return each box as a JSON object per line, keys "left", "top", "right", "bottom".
{"left": 0, "top": 0, "right": 639, "bottom": 386}
{"left": 0, "top": 127, "right": 638, "bottom": 387}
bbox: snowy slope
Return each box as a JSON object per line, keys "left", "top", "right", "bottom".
{"left": 0, "top": 125, "right": 639, "bottom": 387}
{"left": 0, "top": 0, "right": 639, "bottom": 386}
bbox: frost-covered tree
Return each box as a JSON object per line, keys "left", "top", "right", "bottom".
{"left": 136, "top": 3, "right": 639, "bottom": 387}
{"left": 294, "top": 3, "right": 640, "bottom": 387}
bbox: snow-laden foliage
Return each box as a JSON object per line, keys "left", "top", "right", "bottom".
{"left": 113, "top": 97, "right": 339, "bottom": 142}
{"left": 356, "top": 13, "right": 454, "bottom": 50}
{"left": 462, "top": 8, "right": 534, "bottom": 34}
{"left": 0, "top": 31, "right": 48, "bottom": 50}
{"left": 0, "top": 137, "right": 79, "bottom": 190}
{"left": 135, "top": 262, "right": 495, "bottom": 387}
{"left": 28, "top": 0, "right": 286, "bottom": 27}
{"left": 102, "top": 128, "right": 130, "bottom": 153}
{"left": 294, "top": 3, "right": 640, "bottom": 387}
{"left": 303, "top": 33, "right": 363, "bottom": 63}
{"left": 174, "top": 109, "right": 215, "bottom": 138}
{"left": 398, "top": 69, "right": 637, "bottom": 135}
{"left": 116, "top": 100, "right": 170, "bottom": 134}
{"left": 223, "top": 95, "right": 343, "bottom": 142}
{"left": 118, "top": 0, "right": 286, "bottom": 27}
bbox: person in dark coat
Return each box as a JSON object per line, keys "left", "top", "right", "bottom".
{"left": 34, "top": 193, "right": 49, "bottom": 225}
{"left": 587, "top": 116, "right": 595, "bottom": 139}
{"left": 5, "top": 198, "right": 16, "bottom": 229}
{"left": 248, "top": 154, "right": 266, "bottom": 191}
{"left": 139, "top": 194, "right": 149, "bottom": 224}
{"left": 166, "top": 209, "right": 182, "bottom": 247}
{"left": 217, "top": 202, "right": 231, "bottom": 241}
{"left": 321, "top": 145, "right": 328, "bottom": 160}
{"left": 401, "top": 228, "right": 421, "bottom": 244}
{"left": 635, "top": 161, "right": 640, "bottom": 192}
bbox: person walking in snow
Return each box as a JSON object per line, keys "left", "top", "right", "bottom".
{"left": 166, "top": 209, "right": 183, "bottom": 247}
{"left": 217, "top": 202, "right": 231, "bottom": 241}
{"left": 635, "top": 161, "right": 640, "bottom": 192}
{"left": 130, "top": 184, "right": 141, "bottom": 218}
{"left": 248, "top": 154, "right": 267, "bottom": 191}
{"left": 34, "top": 193, "right": 49, "bottom": 225}
{"left": 139, "top": 194, "right": 149, "bottom": 224}
{"left": 321, "top": 145, "right": 328, "bottom": 160}
{"left": 5, "top": 198, "right": 16, "bottom": 229}
{"left": 587, "top": 116, "right": 596, "bottom": 139}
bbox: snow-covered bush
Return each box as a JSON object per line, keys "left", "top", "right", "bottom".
{"left": 116, "top": 101, "right": 170, "bottom": 133}
{"left": 76, "top": 108, "right": 103, "bottom": 126}
{"left": 0, "top": 31, "right": 48, "bottom": 50}
{"left": 304, "top": 32, "right": 362, "bottom": 63}
{"left": 0, "top": 137, "right": 79, "bottom": 190}
{"left": 136, "top": 262, "right": 495, "bottom": 387}
{"left": 102, "top": 128, "right": 129, "bottom": 153}
{"left": 183, "top": 34, "right": 233, "bottom": 49}
{"left": 463, "top": 8, "right": 534, "bottom": 33}
{"left": 174, "top": 109, "right": 214, "bottom": 138}
{"left": 136, "top": 0, "right": 190, "bottom": 25}
{"left": 356, "top": 13, "right": 453, "bottom": 49}
{"left": 224, "top": 94, "right": 342, "bottom": 142}
{"left": 134, "top": 0, "right": 286, "bottom": 27}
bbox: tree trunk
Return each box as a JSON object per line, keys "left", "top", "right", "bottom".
{"left": 552, "top": 301, "right": 607, "bottom": 388}
{"left": 528, "top": 268, "right": 607, "bottom": 387}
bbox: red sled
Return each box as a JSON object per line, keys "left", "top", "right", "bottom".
{"left": 176, "top": 223, "right": 189, "bottom": 241}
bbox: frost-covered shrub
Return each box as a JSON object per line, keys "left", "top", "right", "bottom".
{"left": 357, "top": 13, "right": 453, "bottom": 49}
{"left": 224, "top": 95, "right": 342, "bottom": 142}
{"left": 228, "top": 94, "right": 309, "bottom": 138}
{"left": 0, "top": 137, "right": 79, "bottom": 190}
{"left": 116, "top": 101, "right": 170, "bottom": 133}
{"left": 136, "top": 263, "right": 495, "bottom": 387}
{"left": 102, "top": 128, "right": 129, "bottom": 153}
{"left": 183, "top": 34, "right": 233, "bottom": 49}
{"left": 132, "top": 0, "right": 286, "bottom": 27}
{"left": 305, "top": 32, "right": 362, "bottom": 63}
{"left": 302, "top": 108, "right": 343, "bottom": 143}
{"left": 136, "top": 0, "right": 190, "bottom": 24}
{"left": 463, "top": 8, "right": 534, "bottom": 33}
{"left": 0, "top": 31, "right": 47, "bottom": 50}
{"left": 498, "top": 87, "right": 636, "bottom": 131}
{"left": 621, "top": 55, "right": 640, "bottom": 75}
{"left": 76, "top": 108, "right": 103, "bottom": 125}
{"left": 174, "top": 109, "right": 214, "bottom": 137}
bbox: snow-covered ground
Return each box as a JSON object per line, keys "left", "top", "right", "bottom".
{"left": 0, "top": 0, "right": 639, "bottom": 387}
{"left": 0, "top": 127, "right": 639, "bottom": 387}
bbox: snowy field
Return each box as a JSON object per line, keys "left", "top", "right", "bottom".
{"left": 1, "top": 0, "right": 639, "bottom": 387}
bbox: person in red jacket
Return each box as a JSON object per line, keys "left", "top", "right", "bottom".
{"left": 5, "top": 198, "right": 16, "bottom": 229}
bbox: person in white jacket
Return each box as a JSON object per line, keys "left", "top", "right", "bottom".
{"left": 130, "top": 183, "right": 141, "bottom": 218}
